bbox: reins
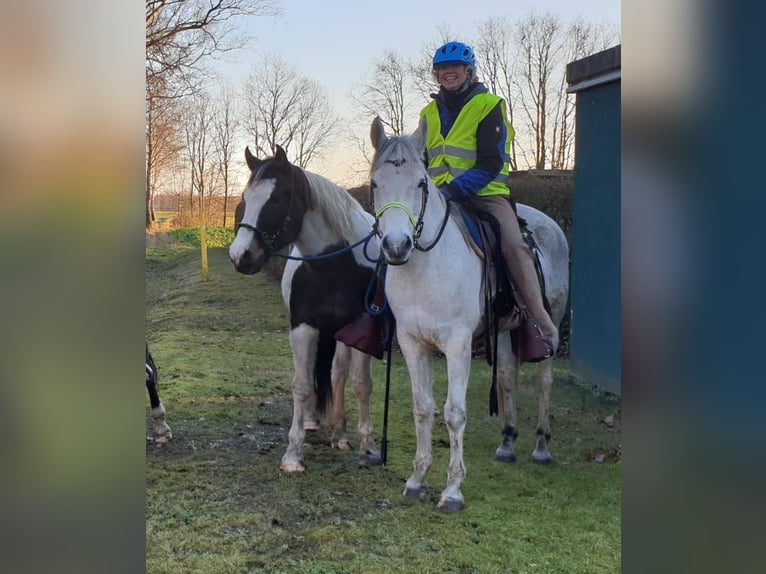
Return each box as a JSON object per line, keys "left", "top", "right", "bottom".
{"left": 361, "top": 260, "right": 395, "bottom": 465}
{"left": 235, "top": 223, "right": 379, "bottom": 263}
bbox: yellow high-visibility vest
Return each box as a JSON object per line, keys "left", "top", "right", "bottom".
{"left": 420, "top": 93, "right": 514, "bottom": 196}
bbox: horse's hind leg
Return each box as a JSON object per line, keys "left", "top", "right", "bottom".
{"left": 350, "top": 349, "right": 381, "bottom": 466}
{"left": 493, "top": 332, "right": 518, "bottom": 462}
{"left": 146, "top": 351, "right": 172, "bottom": 443}
{"left": 281, "top": 324, "right": 317, "bottom": 473}
{"left": 147, "top": 383, "right": 173, "bottom": 443}
{"left": 329, "top": 343, "right": 351, "bottom": 450}
{"left": 531, "top": 358, "right": 554, "bottom": 464}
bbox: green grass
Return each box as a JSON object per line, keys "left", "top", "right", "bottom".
{"left": 146, "top": 245, "right": 621, "bottom": 574}
{"left": 168, "top": 226, "right": 236, "bottom": 248}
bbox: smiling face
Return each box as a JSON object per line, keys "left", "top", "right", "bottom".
{"left": 435, "top": 63, "right": 469, "bottom": 91}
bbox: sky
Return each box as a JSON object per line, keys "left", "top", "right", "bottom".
{"left": 214, "top": 0, "right": 621, "bottom": 186}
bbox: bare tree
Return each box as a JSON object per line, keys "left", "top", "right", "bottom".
{"left": 146, "top": 79, "right": 183, "bottom": 226}
{"left": 514, "top": 12, "right": 563, "bottom": 170}
{"left": 241, "top": 55, "right": 338, "bottom": 167}
{"left": 212, "top": 82, "right": 239, "bottom": 227}
{"left": 351, "top": 50, "right": 414, "bottom": 136}
{"left": 145, "top": 0, "right": 278, "bottom": 228}
{"left": 182, "top": 92, "right": 218, "bottom": 279}
{"left": 474, "top": 18, "right": 519, "bottom": 170}
{"left": 290, "top": 82, "right": 339, "bottom": 168}
{"left": 344, "top": 49, "right": 426, "bottom": 179}
{"left": 146, "top": 0, "right": 276, "bottom": 91}
{"left": 551, "top": 18, "right": 619, "bottom": 169}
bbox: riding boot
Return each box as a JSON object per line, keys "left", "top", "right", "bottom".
{"left": 503, "top": 243, "right": 559, "bottom": 354}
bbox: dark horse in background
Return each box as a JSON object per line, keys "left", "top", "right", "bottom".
{"left": 229, "top": 145, "right": 381, "bottom": 472}
{"left": 146, "top": 343, "right": 172, "bottom": 443}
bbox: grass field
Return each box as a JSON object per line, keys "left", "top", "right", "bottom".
{"left": 146, "top": 243, "right": 621, "bottom": 574}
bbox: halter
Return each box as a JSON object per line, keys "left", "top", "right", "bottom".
{"left": 235, "top": 219, "right": 292, "bottom": 253}
{"left": 235, "top": 161, "right": 297, "bottom": 253}
{"left": 373, "top": 164, "right": 451, "bottom": 252}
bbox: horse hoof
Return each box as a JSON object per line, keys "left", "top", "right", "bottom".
{"left": 154, "top": 433, "right": 172, "bottom": 444}
{"left": 494, "top": 450, "right": 516, "bottom": 463}
{"left": 335, "top": 438, "right": 352, "bottom": 451}
{"left": 362, "top": 451, "right": 383, "bottom": 467}
{"left": 280, "top": 460, "right": 305, "bottom": 473}
{"left": 404, "top": 486, "right": 424, "bottom": 498}
{"left": 437, "top": 498, "right": 464, "bottom": 512}
{"left": 532, "top": 452, "right": 553, "bottom": 464}
{"left": 303, "top": 420, "right": 320, "bottom": 431}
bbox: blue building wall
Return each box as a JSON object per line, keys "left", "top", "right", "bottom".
{"left": 570, "top": 80, "right": 621, "bottom": 394}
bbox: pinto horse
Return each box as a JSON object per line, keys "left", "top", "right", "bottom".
{"left": 229, "top": 145, "right": 382, "bottom": 472}
{"left": 146, "top": 344, "right": 172, "bottom": 443}
{"left": 369, "top": 117, "right": 570, "bottom": 511}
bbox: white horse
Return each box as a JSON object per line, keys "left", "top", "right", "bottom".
{"left": 369, "top": 117, "right": 569, "bottom": 511}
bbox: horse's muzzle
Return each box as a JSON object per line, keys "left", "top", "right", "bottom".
{"left": 381, "top": 234, "right": 412, "bottom": 265}
{"left": 230, "top": 248, "right": 267, "bottom": 274}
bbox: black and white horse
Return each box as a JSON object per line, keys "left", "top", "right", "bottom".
{"left": 229, "top": 145, "right": 381, "bottom": 472}
{"left": 146, "top": 344, "right": 172, "bottom": 443}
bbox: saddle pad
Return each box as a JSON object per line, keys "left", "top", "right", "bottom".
{"left": 453, "top": 206, "right": 486, "bottom": 259}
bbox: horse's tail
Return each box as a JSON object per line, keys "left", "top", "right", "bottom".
{"left": 314, "top": 331, "right": 336, "bottom": 414}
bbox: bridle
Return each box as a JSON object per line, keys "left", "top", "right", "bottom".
{"left": 235, "top": 219, "right": 292, "bottom": 254}
{"left": 236, "top": 166, "right": 379, "bottom": 263}
{"left": 235, "top": 163, "right": 297, "bottom": 254}
{"left": 372, "top": 158, "right": 451, "bottom": 253}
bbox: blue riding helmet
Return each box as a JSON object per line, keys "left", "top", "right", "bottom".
{"left": 432, "top": 41, "right": 476, "bottom": 68}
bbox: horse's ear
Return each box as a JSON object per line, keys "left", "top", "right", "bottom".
{"left": 244, "top": 147, "right": 260, "bottom": 172}
{"left": 370, "top": 116, "right": 387, "bottom": 151}
{"left": 274, "top": 145, "right": 289, "bottom": 166}
{"left": 411, "top": 118, "right": 427, "bottom": 154}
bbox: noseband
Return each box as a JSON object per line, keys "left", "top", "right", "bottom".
{"left": 235, "top": 219, "right": 292, "bottom": 253}
{"left": 373, "top": 163, "right": 450, "bottom": 252}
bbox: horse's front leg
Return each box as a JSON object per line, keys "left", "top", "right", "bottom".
{"left": 329, "top": 343, "right": 351, "bottom": 450}
{"left": 494, "top": 331, "right": 520, "bottom": 462}
{"left": 532, "top": 357, "right": 554, "bottom": 464}
{"left": 438, "top": 334, "right": 473, "bottom": 512}
{"left": 303, "top": 389, "right": 320, "bottom": 431}
{"left": 280, "top": 324, "right": 317, "bottom": 473}
{"left": 399, "top": 334, "right": 434, "bottom": 499}
{"left": 350, "top": 349, "right": 381, "bottom": 466}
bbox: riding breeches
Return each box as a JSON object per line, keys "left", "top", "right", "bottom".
{"left": 480, "top": 195, "right": 559, "bottom": 342}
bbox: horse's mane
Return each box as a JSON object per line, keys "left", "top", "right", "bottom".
{"left": 302, "top": 169, "right": 367, "bottom": 239}
{"left": 371, "top": 134, "right": 422, "bottom": 172}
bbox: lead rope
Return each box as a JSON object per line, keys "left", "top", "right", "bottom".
{"left": 370, "top": 263, "right": 394, "bottom": 466}
{"left": 381, "top": 332, "right": 394, "bottom": 465}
